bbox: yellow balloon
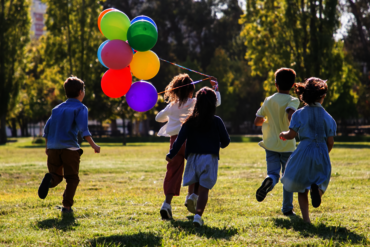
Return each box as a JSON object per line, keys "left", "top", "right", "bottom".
{"left": 130, "top": 51, "right": 160, "bottom": 80}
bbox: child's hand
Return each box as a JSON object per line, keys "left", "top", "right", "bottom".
{"left": 166, "top": 156, "right": 172, "bottom": 162}
{"left": 209, "top": 77, "right": 218, "bottom": 91}
{"left": 279, "top": 132, "right": 287, "bottom": 141}
{"left": 45, "top": 148, "right": 48, "bottom": 156}
{"left": 92, "top": 144, "right": 101, "bottom": 153}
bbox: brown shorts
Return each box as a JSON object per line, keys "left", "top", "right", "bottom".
{"left": 47, "top": 149, "right": 82, "bottom": 207}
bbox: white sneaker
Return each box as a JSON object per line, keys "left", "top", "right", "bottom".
{"left": 184, "top": 194, "right": 189, "bottom": 207}
{"left": 193, "top": 214, "right": 204, "bottom": 227}
{"left": 186, "top": 193, "right": 198, "bottom": 214}
{"left": 160, "top": 202, "right": 172, "bottom": 220}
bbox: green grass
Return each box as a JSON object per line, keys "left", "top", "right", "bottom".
{"left": 0, "top": 138, "right": 369, "bottom": 246}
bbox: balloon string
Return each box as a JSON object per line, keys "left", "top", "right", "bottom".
{"left": 157, "top": 78, "right": 211, "bottom": 95}
{"left": 159, "top": 58, "right": 212, "bottom": 78}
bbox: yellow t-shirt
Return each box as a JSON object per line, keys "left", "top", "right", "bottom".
{"left": 256, "top": 93, "right": 300, "bottom": 152}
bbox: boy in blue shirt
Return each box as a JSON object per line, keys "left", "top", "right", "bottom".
{"left": 38, "top": 76, "right": 100, "bottom": 214}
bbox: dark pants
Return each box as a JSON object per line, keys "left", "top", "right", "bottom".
{"left": 163, "top": 135, "right": 186, "bottom": 196}
{"left": 47, "top": 149, "right": 82, "bottom": 207}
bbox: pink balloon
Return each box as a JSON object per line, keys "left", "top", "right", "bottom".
{"left": 101, "top": 40, "right": 133, "bottom": 70}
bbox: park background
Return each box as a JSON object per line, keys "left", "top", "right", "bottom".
{"left": 0, "top": 0, "right": 369, "bottom": 143}
{"left": 1, "top": 1, "right": 370, "bottom": 246}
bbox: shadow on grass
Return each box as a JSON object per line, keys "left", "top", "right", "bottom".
{"left": 169, "top": 216, "right": 238, "bottom": 240}
{"left": 37, "top": 214, "right": 78, "bottom": 231}
{"left": 333, "top": 143, "right": 370, "bottom": 149}
{"left": 89, "top": 232, "right": 162, "bottom": 247}
{"left": 273, "top": 218, "right": 368, "bottom": 245}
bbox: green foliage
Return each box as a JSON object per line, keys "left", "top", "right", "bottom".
{"left": 240, "top": 0, "right": 361, "bottom": 120}
{"left": 0, "top": 0, "right": 31, "bottom": 142}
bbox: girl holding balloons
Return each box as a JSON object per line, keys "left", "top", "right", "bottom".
{"left": 156, "top": 74, "right": 221, "bottom": 220}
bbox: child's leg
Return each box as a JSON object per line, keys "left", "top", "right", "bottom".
{"left": 163, "top": 136, "right": 186, "bottom": 204}
{"left": 188, "top": 184, "right": 195, "bottom": 195}
{"left": 280, "top": 152, "right": 294, "bottom": 214}
{"left": 60, "top": 149, "right": 81, "bottom": 209}
{"left": 195, "top": 184, "right": 209, "bottom": 216}
{"left": 256, "top": 150, "right": 280, "bottom": 202}
{"left": 47, "top": 150, "right": 64, "bottom": 187}
{"left": 298, "top": 190, "right": 310, "bottom": 223}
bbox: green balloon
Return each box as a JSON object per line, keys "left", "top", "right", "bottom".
{"left": 101, "top": 11, "right": 131, "bottom": 41}
{"left": 127, "top": 20, "right": 158, "bottom": 52}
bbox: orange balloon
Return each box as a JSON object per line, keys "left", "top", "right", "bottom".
{"left": 98, "top": 8, "right": 115, "bottom": 35}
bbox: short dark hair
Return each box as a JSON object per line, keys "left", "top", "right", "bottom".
{"left": 64, "top": 76, "right": 84, "bottom": 98}
{"left": 275, "top": 68, "right": 296, "bottom": 90}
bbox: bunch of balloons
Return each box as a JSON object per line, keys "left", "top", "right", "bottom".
{"left": 97, "top": 8, "right": 160, "bottom": 112}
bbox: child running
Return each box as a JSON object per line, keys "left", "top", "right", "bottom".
{"left": 254, "top": 68, "right": 300, "bottom": 216}
{"left": 280, "top": 77, "right": 336, "bottom": 223}
{"left": 166, "top": 87, "right": 230, "bottom": 226}
{"left": 38, "top": 76, "right": 100, "bottom": 214}
{"left": 156, "top": 74, "right": 221, "bottom": 220}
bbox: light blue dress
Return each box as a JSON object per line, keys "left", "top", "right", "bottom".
{"left": 281, "top": 103, "right": 337, "bottom": 193}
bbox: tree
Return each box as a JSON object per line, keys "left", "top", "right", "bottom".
{"left": 240, "top": 0, "right": 360, "bottom": 120}
{"left": 0, "top": 0, "right": 30, "bottom": 143}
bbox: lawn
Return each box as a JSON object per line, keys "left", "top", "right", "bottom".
{"left": 0, "top": 138, "right": 369, "bottom": 246}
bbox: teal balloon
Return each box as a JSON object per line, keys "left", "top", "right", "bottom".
{"left": 101, "top": 11, "right": 131, "bottom": 41}
{"left": 127, "top": 20, "right": 158, "bottom": 52}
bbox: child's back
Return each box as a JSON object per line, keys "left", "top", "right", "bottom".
{"left": 45, "top": 99, "right": 90, "bottom": 149}
{"left": 257, "top": 93, "right": 299, "bottom": 152}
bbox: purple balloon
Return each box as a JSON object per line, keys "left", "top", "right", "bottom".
{"left": 126, "top": 81, "right": 158, "bottom": 112}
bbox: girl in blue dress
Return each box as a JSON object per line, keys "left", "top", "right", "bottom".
{"left": 279, "top": 77, "right": 336, "bottom": 223}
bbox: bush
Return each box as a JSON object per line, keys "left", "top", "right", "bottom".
{"left": 32, "top": 138, "right": 45, "bottom": 144}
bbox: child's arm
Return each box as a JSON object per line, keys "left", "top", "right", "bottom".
{"left": 166, "top": 124, "right": 188, "bottom": 161}
{"left": 217, "top": 117, "right": 230, "bottom": 148}
{"left": 43, "top": 117, "right": 51, "bottom": 155}
{"left": 85, "top": 136, "right": 100, "bottom": 153}
{"left": 210, "top": 78, "right": 222, "bottom": 107}
{"left": 155, "top": 104, "right": 170, "bottom": 123}
{"left": 254, "top": 116, "right": 265, "bottom": 126}
{"left": 287, "top": 109, "right": 295, "bottom": 122}
{"left": 279, "top": 129, "right": 297, "bottom": 140}
{"left": 75, "top": 107, "right": 100, "bottom": 153}
{"left": 326, "top": 136, "right": 334, "bottom": 153}
{"left": 45, "top": 138, "right": 48, "bottom": 155}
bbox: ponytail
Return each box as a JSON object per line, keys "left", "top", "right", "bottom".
{"left": 294, "top": 77, "right": 328, "bottom": 105}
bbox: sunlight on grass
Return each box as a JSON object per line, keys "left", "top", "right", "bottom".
{"left": 0, "top": 138, "right": 369, "bottom": 246}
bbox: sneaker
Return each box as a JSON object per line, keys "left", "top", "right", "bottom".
{"left": 186, "top": 194, "right": 198, "bottom": 214}
{"left": 256, "top": 177, "right": 273, "bottom": 202}
{"left": 160, "top": 202, "right": 173, "bottom": 220}
{"left": 310, "top": 184, "right": 321, "bottom": 208}
{"left": 38, "top": 173, "right": 52, "bottom": 199}
{"left": 184, "top": 194, "right": 189, "bottom": 207}
{"left": 283, "top": 210, "right": 296, "bottom": 216}
{"left": 61, "top": 207, "right": 74, "bottom": 214}
{"left": 193, "top": 214, "right": 203, "bottom": 227}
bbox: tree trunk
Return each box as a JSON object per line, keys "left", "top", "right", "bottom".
{"left": 11, "top": 118, "right": 17, "bottom": 137}
{"left": 80, "top": 0, "right": 85, "bottom": 79}
{"left": 122, "top": 118, "right": 126, "bottom": 146}
{"left": 0, "top": 113, "right": 7, "bottom": 144}
{"left": 66, "top": 0, "right": 73, "bottom": 75}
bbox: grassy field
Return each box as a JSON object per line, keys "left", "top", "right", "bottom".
{"left": 0, "top": 138, "right": 369, "bottom": 246}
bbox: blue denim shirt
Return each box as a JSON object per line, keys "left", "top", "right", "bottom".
{"left": 43, "top": 98, "right": 91, "bottom": 149}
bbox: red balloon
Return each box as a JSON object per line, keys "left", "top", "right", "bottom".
{"left": 101, "top": 40, "right": 133, "bottom": 70}
{"left": 101, "top": 67, "right": 132, "bottom": 98}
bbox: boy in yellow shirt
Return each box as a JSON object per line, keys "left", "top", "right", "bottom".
{"left": 254, "top": 68, "right": 300, "bottom": 216}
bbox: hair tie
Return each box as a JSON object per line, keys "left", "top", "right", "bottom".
{"left": 201, "top": 88, "right": 207, "bottom": 94}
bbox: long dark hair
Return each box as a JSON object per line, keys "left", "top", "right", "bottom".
{"left": 183, "top": 87, "right": 217, "bottom": 130}
{"left": 164, "top": 73, "right": 195, "bottom": 107}
{"left": 295, "top": 77, "right": 328, "bottom": 105}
